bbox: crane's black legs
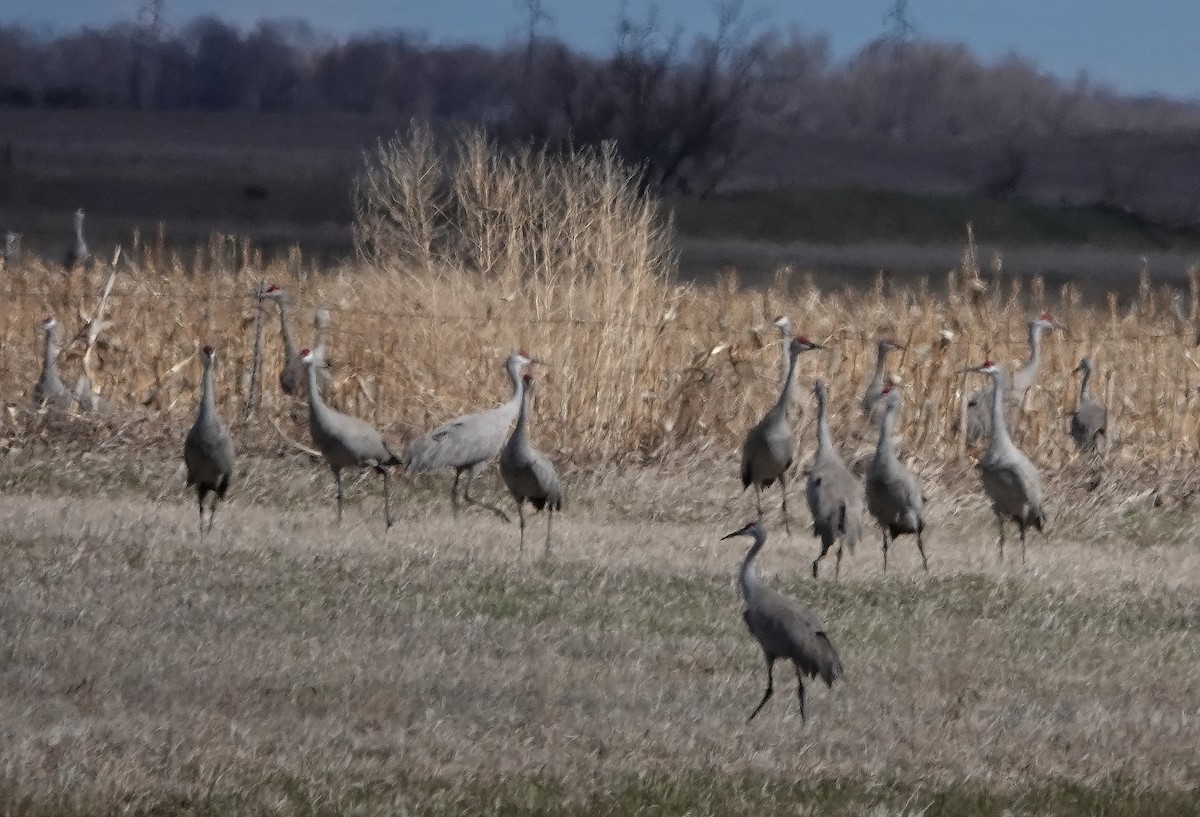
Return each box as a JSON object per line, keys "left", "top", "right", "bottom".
{"left": 333, "top": 468, "right": 343, "bottom": 525}
{"left": 812, "top": 539, "right": 832, "bottom": 578}
{"left": 207, "top": 497, "right": 220, "bottom": 534}
{"left": 379, "top": 466, "right": 394, "bottom": 529}
{"left": 882, "top": 530, "right": 890, "bottom": 572}
{"left": 450, "top": 470, "right": 462, "bottom": 518}
{"left": 545, "top": 508, "right": 553, "bottom": 559}
{"left": 462, "top": 464, "right": 511, "bottom": 522}
{"left": 994, "top": 512, "right": 1006, "bottom": 562}
{"left": 748, "top": 658, "right": 775, "bottom": 722}
{"left": 754, "top": 485, "right": 764, "bottom": 520}
{"left": 793, "top": 664, "right": 808, "bottom": 723}
{"left": 834, "top": 544, "right": 844, "bottom": 579}
{"left": 196, "top": 487, "right": 208, "bottom": 537}
{"left": 916, "top": 529, "right": 929, "bottom": 572}
{"left": 1018, "top": 522, "right": 1027, "bottom": 564}
{"left": 778, "top": 473, "right": 791, "bottom": 535}
{"left": 517, "top": 501, "right": 526, "bottom": 552}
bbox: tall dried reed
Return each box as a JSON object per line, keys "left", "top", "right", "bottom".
{"left": 3, "top": 129, "right": 1199, "bottom": 486}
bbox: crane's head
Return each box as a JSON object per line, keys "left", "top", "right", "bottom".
{"left": 1032, "top": 312, "right": 1063, "bottom": 332}
{"left": 41, "top": 315, "right": 57, "bottom": 331}
{"left": 791, "top": 335, "right": 823, "bottom": 354}
{"left": 720, "top": 520, "right": 763, "bottom": 541}
{"left": 509, "top": 349, "right": 545, "bottom": 370}
{"left": 812, "top": 378, "right": 828, "bottom": 400}
{"left": 879, "top": 337, "right": 905, "bottom": 352}
{"left": 201, "top": 344, "right": 216, "bottom": 364}
{"left": 522, "top": 372, "right": 535, "bottom": 391}
{"left": 1072, "top": 356, "right": 1094, "bottom": 375}
{"left": 299, "top": 347, "right": 315, "bottom": 365}
{"left": 263, "top": 284, "right": 288, "bottom": 303}
{"left": 969, "top": 359, "right": 1001, "bottom": 377}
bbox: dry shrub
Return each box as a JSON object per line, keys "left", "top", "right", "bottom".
{"left": 2, "top": 130, "right": 1200, "bottom": 493}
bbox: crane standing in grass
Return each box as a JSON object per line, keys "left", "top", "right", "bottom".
{"left": 969, "top": 359, "right": 1045, "bottom": 563}
{"left": 1070, "top": 356, "right": 1108, "bottom": 455}
{"left": 263, "top": 285, "right": 330, "bottom": 398}
{"left": 301, "top": 348, "right": 401, "bottom": 529}
{"left": 499, "top": 373, "right": 563, "bottom": 556}
{"left": 406, "top": 350, "right": 538, "bottom": 521}
{"left": 63, "top": 208, "right": 89, "bottom": 272}
{"left": 32, "top": 316, "right": 73, "bottom": 411}
{"left": 740, "top": 334, "right": 824, "bottom": 533}
{"left": 963, "top": 313, "right": 1059, "bottom": 445}
{"left": 806, "top": 379, "right": 864, "bottom": 578}
{"left": 183, "top": 345, "right": 236, "bottom": 535}
{"left": 864, "top": 385, "right": 928, "bottom": 572}
{"left": 721, "top": 520, "right": 844, "bottom": 723}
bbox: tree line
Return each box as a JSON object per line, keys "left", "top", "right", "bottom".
{"left": 3, "top": 9, "right": 1199, "bottom": 195}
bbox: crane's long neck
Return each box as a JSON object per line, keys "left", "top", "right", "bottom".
{"left": 312, "top": 313, "right": 328, "bottom": 360}
{"left": 774, "top": 347, "right": 800, "bottom": 416}
{"left": 988, "top": 369, "right": 1015, "bottom": 449}
{"left": 876, "top": 401, "right": 897, "bottom": 459}
{"left": 512, "top": 379, "right": 530, "bottom": 446}
{"left": 199, "top": 357, "right": 217, "bottom": 420}
{"left": 275, "top": 300, "right": 298, "bottom": 361}
{"left": 739, "top": 532, "right": 766, "bottom": 601}
{"left": 500, "top": 359, "right": 524, "bottom": 418}
{"left": 73, "top": 213, "right": 85, "bottom": 244}
{"left": 778, "top": 333, "right": 791, "bottom": 383}
{"left": 815, "top": 389, "right": 834, "bottom": 454}
{"left": 305, "top": 360, "right": 329, "bottom": 420}
{"left": 1079, "top": 367, "right": 1092, "bottom": 402}
{"left": 870, "top": 344, "right": 888, "bottom": 392}
{"left": 42, "top": 326, "right": 57, "bottom": 372}
{"left": 1025, "top": 323, "right": 1045, "bottom": 375}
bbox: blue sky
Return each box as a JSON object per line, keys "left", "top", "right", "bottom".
{"left": 5, "top": 0, "right": 1198, "bottom": 100}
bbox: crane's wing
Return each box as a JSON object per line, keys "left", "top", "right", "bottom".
{"left": 407, "top": 406, "right": 513, "bottom": 472}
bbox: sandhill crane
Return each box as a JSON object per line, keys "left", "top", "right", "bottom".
{"left": 263, "top": 285, "right": 330, "bottom": 398}
{"left": 865, "top": 386, "right": 928, "bottom": 572}
{"left": 968, "top": 359, "right": 1045, "bottom": 563}
{"left": 772, "top": 315, "right": 791, "bottom": 381}
{"left": 183, "top": 345, "right": 236, "bottom": 535}
{"left": 806, "top": 380, "right": 864, "bottom": 579}
{"left": 2, "top": 230, "right": 16, "bottom": 270}
{"left": 406, "top": 350, "right": 539, "bottom": 521}
{"left": 721, "top": 520, "right": 844, "bottom": 723}
{"left": 1070, "top": 356, "right": 1108, "bottom": 455}
{"left": 963, "top": 313, "right": 1059, "bottom": 445}
{"left": 63, "top": 208, "right": 89, "bottom": 272}
{"left": 499, "top": 373, "right": 563, "bottom": 555}
{"left": 740, "top": 335, "right": 824, "bottom": 533}
{"left": 301, "top": 348, "right": 401, "bottom": 529}
{"left": 32, "top": 316, "right": 73, "bottom": 411}
{"left": 861, "top": 337, "right": 904, "bottom": 422}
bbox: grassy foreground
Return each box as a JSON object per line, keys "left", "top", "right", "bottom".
{"left": 1, "top": 452, "right": 1198, "bottom": 816}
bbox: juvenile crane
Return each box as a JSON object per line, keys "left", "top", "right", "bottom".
{"left": 32, "top": 316, "right": 73, "bottom": 411}
{"left": 740, "top": 335, "right": 824, "bottom": 533}
{"left": 865, "top": 386, "right": 928, "bottom": 572}
{"left": 183, "top": 345, "right": 236, "bottom": 535}
{"left": 499, "top": 373, "right": 563, "bottom": 555}
{"left": 63, "top": 208, "right": 89, "bottom": 272}
{"left": 263, "top": 285, "right": 330, "bottom": 397}
{"left": 301, "top": 348, "right": 401, "bottom": 529}
{"left": 861, "top": 337, "right": 904, "bottom": 423}
{"left": 721, "top": 520, "right": 844, "bottom": 723}
{"left": 963, "top": 313, "right": 1058, "bottom": 445}
{"left": 806, "top": 380, "right": 864, "bottom": 579}
{"left": 969, "top": 359, "right": 1045, "bottom": 562}
{"left": 1070, "top": 356, "right": 1108, "bottom": 454}
{"left": 406, "top": 350, "right": 538, "bottom": 521}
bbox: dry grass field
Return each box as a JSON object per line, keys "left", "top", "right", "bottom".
{"left": 2, "top": 133, "right": 1200, "bottom": 814}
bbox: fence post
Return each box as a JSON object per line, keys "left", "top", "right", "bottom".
{"left": 244, "top": 278, "right": 266, "bottom": 422}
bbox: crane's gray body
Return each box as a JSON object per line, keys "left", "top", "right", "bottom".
{"left": 864, "top": 389, "right": 928, "bottom": 571}
{"left": 32, "top": 318, "right": 73, "bottom": 411}
{"left": 724, "top": 521, "right": 843, "bottom": 723}
{"left": 184, "top": 347, "right": 236, "bottom": 534}
{"left": 303, "top": 350, "right": 400, "bottom": 529}
{"left": 964, "top": 316, "right": 1055, "bottom": 446}
{"left": 973, "top": 364, "right": 1045, "bottom": 562}
{"left": 1070, "top": 357, "right": 1108, "bottom": 454}
{"left": 499, "top": 376, "right": 563, "bottom": 554}
{"left": 63, "top": 208, "right": 89, "bottom": 272}
{"left": 406, "top": 352, "right": 532, "bottom": 521}
{"left": 806, "top": 380, "right": 864, "bottom": 578}
{"left": 741, "top": 336, "right": 821, "bottom": 533}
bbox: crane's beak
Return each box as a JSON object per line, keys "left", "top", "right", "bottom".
{"left": 719, "top": 530, "right": 744, "bottom": 541}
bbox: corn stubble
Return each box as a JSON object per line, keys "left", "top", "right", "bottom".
{"left": 1, "top": 128, "right": 1199, "bottom": 815}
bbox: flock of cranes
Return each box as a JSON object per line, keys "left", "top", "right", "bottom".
{"left": 14, "top": 208, "right": 1115, "bottom": 724}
